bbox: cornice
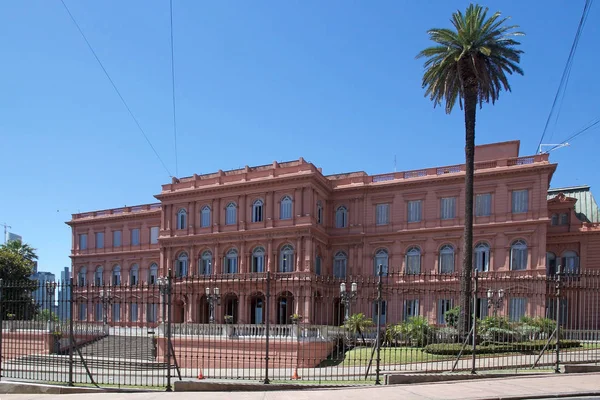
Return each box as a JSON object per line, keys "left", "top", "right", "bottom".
{"left": 67, "top": 211, "right": 161, "bottom": 227}
{"left": 70, "top": 248, "right": 160, "bottom": 260}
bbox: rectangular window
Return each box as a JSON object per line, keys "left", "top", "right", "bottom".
{"left": 376, "top": 204, "right": 390, "bottom": 225}
{"left": 512, "top": 189, "right": 529, "bottom": 213}
{"left": 79, "top": 234, "right": 87, "bottom": 250}
{"left": 226, "top": 206, "right": 237, "bottom": 225}
{"left": 131, "top": 228, "right": 140, "bottom": 246}
{"left": 547, "top": 298, "right": 568, "bottom": 324}
{"left": 475, "top": 193, "right": 492, "bottom": 217}
{"left": 333, "top": 259, "right": 346, "bottom": 279}
{"left": 280, "top": 200, "right": 292, "bottom": 220}
{"left": 95, "top": 232, "right": 104, "bottom": 249}
{"left": 79, "top": 303, "right": 87, "bottom": 321}
{"left": 95, "top": 303, "right": 103, "bottom": 322}
{"left": 440, "top": 197, "right": 456, "bottom": 220}
{"left": 78, "top": 272, "right": 86, "bottom": 286}
{"left": 113, "top": 230, "right": 122, "bottom": 247}
{"left": 252, "top": 203, "right": 263, "bottom": 223}
{"left": 476, "top": 298, "right": 489, "bottom": 319}
{"left": 437, "top": 299, "right": 454, "bottom": 325}
{"left": 149, "top": 269, "right": 157, "bottom": 285}
{"left": 509, "top": 298, "right": 527, "bottom": 322}
{"left": 147, "top": 303, "right": 157, "bottom": 323}
{"left": 112, "top": 303, "right": 121, "bottom": 322}
{"left": 404, "top": 299, "right": 420, "bottom": 321}
{"left": 150, "top": 227, "right": 159, "bottom": 244}
{"left": 317, "top": 205, "right": 323, "bottom": 224}
{"left": 407, "top": 200, "right": 422, "bottom": 223}
{"left": 201, "top": 208, "right": 211, "bottom": 227}
{"left": 315, "top": 256, "right": 322, "bottom": 276}
{"left": 373, "top": 301, "right": 387, "bottom": 325}
{"left": 130, "top": 303, "right": 138, "bottom": 322}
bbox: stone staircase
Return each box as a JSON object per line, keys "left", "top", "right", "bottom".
{"left": 77, "top": 335, "right": 156, "bottom": 361}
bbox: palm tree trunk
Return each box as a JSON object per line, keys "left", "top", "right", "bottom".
{"left": 459, "top": 75, "right": 478, "bottom": 338}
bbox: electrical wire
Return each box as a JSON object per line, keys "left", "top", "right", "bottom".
{"left": 169, "top": 0, "right": 179, "bottom": 177}
{"left": 536, "top": 0, "right": 593, "bottom": 151}
{"left": 59, "top": 0, "right": 174, "bottom": 177}
{"left": 548, "top": 117, "right": 600, "bottom": 152}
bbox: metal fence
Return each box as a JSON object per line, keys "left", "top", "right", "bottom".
{"left": 1, "top": 268, "right": 599, "bottom": 389}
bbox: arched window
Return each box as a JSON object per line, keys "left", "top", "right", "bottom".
{"left": 94, "top": 266, "right": 103, "bottom": 286}
{"left": 279, "top": 244, "right": 294, "bottom": 272}
{"left": 562, "top": 251, "right": 579, "bottom": 274}
{"left": 252, "top": 199, "right": 264, "bottom": 223}
{"left": 280, "top": 196, "right": 292, "bottom": 220}
{"left": 335, "top": 206, "right": 348, "bottom": 228}
{"left": 252, "top": 247, "right": 265, "bottom": 273}
{"left": 334, "top": 251, "right": 347, "bottom": 278}
{"left": 201, "top": 206, "right": 211, "bottom": 228}
{"left": 560, "top": 213, "right": 569, "bottom": 225}
{"left": 149, "top": 263, "right": 158, "bottom": 284}
{"left": 176, "top": 252, "right": 188, "bottom": 277}
{"left": 112, "top": 265, "right": 121, "bottom": 286}
{"left": 78, "top": 267, "right": 87, "bottom": 286}
{"left": 200, "top": 251, "right": 212, "bottom": 275}
{"left": 546, "top": 252, "right": 557, "bottom": 276}
{"left": 405, "top": 247, "right": 421, "bottom": 275}
{"left": 551, "top": 214, "right": 558, "bottom": 226}
{"left": 225, "top": 202, "right": 237, "bottom": 225}
{"left": 225, "top": 249, "right": 238, "bottom": 274}
{"left": 130, "top": 264, "right": 139, "bottom": 286}
{"left": 474, "top": 243, "right": 490, "bottom": 272}
{"left": 510, "top": 240, "right": 528, "bottom": 271}
{"left": 439, "top": 245, "right": 455, "bottom": 274}
{"left": 177, "top": 209, "right": 187, "bottom": 230}
{"left": 374, "top": 249, "right": 389, "bottom": 276}
{"left": 317, "top": 201, "right": 323, "bottom": 224}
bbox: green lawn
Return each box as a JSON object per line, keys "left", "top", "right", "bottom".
{"left": 341, "top": 347, "right": 451, "bottom": 366}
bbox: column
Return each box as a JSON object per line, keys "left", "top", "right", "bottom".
{"left": 296, "top": 237, "right": 303, "bottom": 272}
{"left": 190, "top": 245, "right": 196, "bottom": 276}
{"left": 213, "top": 244, "right": 220, "bottom": 274}
{"left": 213, "top": 198, "right": 221, "bottom": 233}
{"left": 165, "top": 247, "right": 172, "bottom": 276}
{"left": 239, "top": 294, "right": 248, "bottom": 324}
{"left": 349, "top": 246, "right": 356, "bottom": 276}
{"left": 240, "top": 242, "right": 246, "bottom": 273}
{"left": 190, "top": 201, "right": 196, "bottom": 235}
{"left": 267, "top": 240, "right": 273, "bottom": 272}
{"left": 186, "top": 294, "right": 194, "bottom": 322}
{"left": 239, "top": 195, "right": 246, "bottom": 231}
{"left": 304, "top": 287, "right": 312, "bottom": 323}
{"left": 304, "top": 237, "right": 313, "bottom": 272}
{"left": 267, "top": 191, "right": 275, "bottom": 227}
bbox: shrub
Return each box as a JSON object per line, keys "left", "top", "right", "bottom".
{"left": 515, "top": 324, "right": 542, "bottom": 341}
{"left": 399, "top": 316, "right": 432, "bottom": 347}
{"left": 424, "top": 340, "right": 581, "bottom": 355}
{"left": 434, "top": 327, "right": 459, "bottom": 344}
{"left": 444, "top": 306, "right": 460, "bottom": 328}
{"left": 482, "top": 327, "right": 520, "bottom": 343}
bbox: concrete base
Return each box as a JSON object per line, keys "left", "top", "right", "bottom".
{"left": 383, "top": 372, "right": 543, "bottom": 385}
{"left": 0, "top": 381, "right": 106, "bottom": 394}
{"left": 174, "top": 380, "right": 336, "bottom": 392}
{"left": 564, "top": 364, "right": 600, "bottom": 373}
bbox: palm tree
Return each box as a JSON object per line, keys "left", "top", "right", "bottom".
{"left": 1, "top": 240, "right": 38, "bottom": 266}
{"left": 343, "top": 313, "right": 373, "bottom": 346}
{"left": 417, "top": 4, "right": 524, "bottom": 335}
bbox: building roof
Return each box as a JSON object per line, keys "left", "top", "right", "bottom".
{"left": 548, "top": 185, "right": 600, "bottom": 223}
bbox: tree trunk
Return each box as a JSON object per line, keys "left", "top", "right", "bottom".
{"left": 459, "top": 73, "right": 478, "bottom": 338}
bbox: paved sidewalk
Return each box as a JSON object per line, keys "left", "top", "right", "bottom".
{"left": 3, "top": 373, "right": 600, "bottom": 400}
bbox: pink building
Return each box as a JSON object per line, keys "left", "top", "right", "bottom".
{"left": 67, "top": 140, "right": 600, "bottom": 329}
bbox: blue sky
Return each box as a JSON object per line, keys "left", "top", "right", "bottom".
{"left": 1, "top": 1, "right": 598, "bottom": 279}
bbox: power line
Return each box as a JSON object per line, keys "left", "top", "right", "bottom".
{"left": 59, "top": 0, "right": 173, "bottom": 177}
{"left": 169, "top": 0, "right": 179, "bottom": 177}
{"left": 548, "top": 117, "right": 600, "bottom": 152}
{"left": 536, "top": 0, "right": 593, "bottom": 151}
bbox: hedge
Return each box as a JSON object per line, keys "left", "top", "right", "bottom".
{"left": 424, "top": 340, "right": 581, "bottom": 355}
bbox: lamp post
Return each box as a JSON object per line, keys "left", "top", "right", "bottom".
{"left": 157, "top": 274, "right": 173, "bottom": 391}
{"left": 487, "top": 288, "right": 504, "bottom": 316}
{"left": 340, "top": 282, "right": 358, "bottom": 322}
{"left": 45, "top": 281, "right": 57, "bottom": 330}
{"left": 99, "top": 288, "right": 112, "bottom": 330}
{"left": 205, "top": 287, "right": 221, "bottom": 324}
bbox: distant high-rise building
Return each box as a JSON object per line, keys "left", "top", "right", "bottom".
{"left": 57, "top": 266, "right": 71, "bottom": 321}
{"left": 5, "top": 231, "right": 22, "bottom": 244}
{"left": 30, "top": 271, "right": 56, "bottom": 312}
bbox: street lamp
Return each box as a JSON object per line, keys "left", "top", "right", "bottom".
{"left": 487, "top": 288, "right": 504, "bottom": 316}
{"left": 340, "top": 282, "right": 358, "bottom": 322}
{"left": 99, "top": 288, "right": 112, "bottom": 328}
{"left": 205, "top": 287, "right": 221, "bottom": 324}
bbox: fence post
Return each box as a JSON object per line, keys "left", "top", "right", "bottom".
{"left": 264, "top": 271, "right": 271, "bottom": 384}
{"left": 68, "top": 278, "right": 74, "bottom": 386}
{"left": 166, "top": 269, "right": 173, "bottom": 391}
{"left": 471, "top": 269, "right": 478, "bottom": 375}
{"left": 555, "top": 265, "right": 562, "bottom": 374}
{"left": 0, "top": 279, "right": 3, "bottom": 381}
{"left": 375, "top": 265, "right": 382, "bottom": 385}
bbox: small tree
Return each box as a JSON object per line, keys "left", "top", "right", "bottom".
{"left": 35, "top": 309, "right": 59, "bottom": 323}
{"left": 343, "top": 313, "right": 373, "bottom": 346}
{"left": 444, "top": 306, "right": 460, "bottom": 328}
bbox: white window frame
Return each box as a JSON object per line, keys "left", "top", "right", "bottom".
{"left": 225, "top": 203, "right": 237, "bottom": 225}
{"left": 509, "top": 297, "right": 527, "bottom": 322}
{"left": 130, "top": 303, "right": 138, "bottom": 322}
{"left": 177, "top": 208, "right": 187, "bottom": 229}
{"left": 112, "top": 266, "right": 121, "bottom": 286}
{"left": 512, "top": 189, "right": 529, "bottom": 214}
{"left": 96, "top": 232, "right": 104, "bottom": 249}
{"left": 405, "top": 247, "right": 421, "bottom": 274}
{"left": 374, "top": 249, "right": 389, "bottom": 276}
{"left": 475, "top": 193, "right": 492, "bottom": 217}
{"left": 78, "top": 268, "right": 87, "bottom": 286}
{"left": 335, "top": 206, "right": 348, "bottom": 228}
{"left": 439, "top": 245, "right": 455, "bottom": 274}
{"left": 474, "top": 242, "right": 490, "bottom": 272}
{"left": 562, "top": 250, "right": 579, "bottom": 274}
{"left": 131, "top": 228, "right": 140, "bottom": 246}
{"left": 440, "top": 197, "right": 456, "bottom": 220}
{"left": 112, "top": 303, "right": 121, "bottom": 322}
{"left": 404, "top": 299, "right": 420, "bottom": 321}
{"left": 376, "top": 203, "right": 390, "bottom": 225}
{"left": 79, "top": 234, "right": 87, "bottom": 250}
{"left": 200, "top": 251, "right": 212, "bottom": 275}
{"left": 252, "top": 247, "right": 265, "bottom": 273}
{"left": 510, "top": 240, "right": 528, "bottom": 271}
{"left": 280, "top": 196, "right": 292, "bottom": 220}
{"left": 252, "top": 200, "right": 264, "bottom": 223}
{"left": 201, "top": 206, "right": 211, "bottom": 228}
{"left": 113, "top": 230, "right": 122, "bottom": 247}
{"left": 150, "top": 226, "right": 159, "bottom": 244}
{"left": 130, "top": 264, "right": 139, "bottom": 286}
{"left": 279, "top": 244, "right": 294, "bottom": 272}
{"left": 333, "top": 251, "right": 347, "bottom": 278}
{"left": 147, "top": 303, "right": 157, "bottom": 323}
{"left": 407, "top": 200, "right": 422, "bottom": 223}
{"left": 437, "top": 299, "right": 454, "bottom": 324}
{"left": 176, "top": 253, "right": 189, "bottom": 277}
{"left": 373, "top": 300, "right": 387, "bottom": 325}
{"left": 225, "top": 249, "right": 238, "bottom": 274}
{"left": 94, "top": 266, "right": 103, "bottom": 286}
{"left": 149, "top": 263, "right": 158, "bottom": 285}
